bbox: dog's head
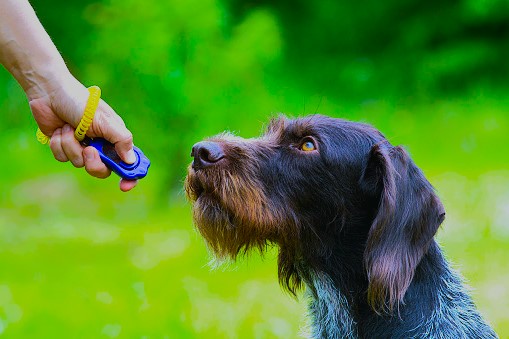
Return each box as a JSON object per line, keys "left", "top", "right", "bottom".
{"left": 185, "top": 115, "right": 445, "bottom": 311}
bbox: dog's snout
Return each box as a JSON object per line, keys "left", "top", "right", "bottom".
{"left": 191, "top": 141, "right": 225, "bottom": 170}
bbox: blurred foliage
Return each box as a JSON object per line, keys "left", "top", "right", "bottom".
{"left": 0, "top": 0, "right": 508, "bottom": 337}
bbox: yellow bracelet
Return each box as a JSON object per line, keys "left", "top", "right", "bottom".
{"left": 36, "top": 128, "right": 50, "bottom": 145}
{"left": 75, "top": 86, "right": 101, "bottom": 141}
{"left": 36, "top": 86, "right": 101, "bottom": 144}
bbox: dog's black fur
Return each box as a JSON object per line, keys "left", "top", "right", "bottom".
{"left": 185, "top": 115, "right": 497, "bottom": 338}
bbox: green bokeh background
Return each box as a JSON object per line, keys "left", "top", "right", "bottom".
{"left": 1, "top": 0, "right": 508, "bottom": 337}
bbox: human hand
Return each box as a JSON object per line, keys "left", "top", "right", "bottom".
{"left": 29, "top": 73, "right": 137, "bottom": 192}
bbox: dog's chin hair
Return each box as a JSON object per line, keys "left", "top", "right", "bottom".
{"left": 206, "top": 255, "right": 236, "bottom": 271}
{"left": 193, "top": 213, "right": 269, "bottom": 263}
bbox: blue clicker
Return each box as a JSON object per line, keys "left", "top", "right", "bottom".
{"left": 86, "top": 138, "right": 150, "bottom": 180}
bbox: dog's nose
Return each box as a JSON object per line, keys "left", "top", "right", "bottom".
{"left": 191, "top": 141, "right": 225, "bottom": 170}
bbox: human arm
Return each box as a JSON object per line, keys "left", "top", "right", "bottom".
{"left": 0, "top": 0, "right": 136, "bottom": 191}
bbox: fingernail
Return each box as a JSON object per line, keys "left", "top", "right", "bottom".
{"left": 126, "top": 149, "right": 136, "bottom": 164}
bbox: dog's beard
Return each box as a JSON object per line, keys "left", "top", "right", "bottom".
{"left": 185, "top": 164, "right": 281, "bottom": 262}
{"left": 191, "top": 195, "right": 239, "bottom": 265}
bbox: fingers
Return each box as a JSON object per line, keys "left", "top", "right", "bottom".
{"left": 82, "top": 148, "right": 138, "bottom": 190}
{"left": 49, "top": 128, "right": 135, "bottom": 190}
{"left": 83, "top": 147, "right": 111, "bottom": 179}
{"left": 50, "top": 125, "right": 112, "bottom": 180}
{"left": 50, "top": 125, "right": 83, "bottom": 166}
{"left": 49, "top": 128, "right": 67, "bottom": 162}
{"left": 119, "top": 179, "right": 138, "bottom": 192}
{"left": 60, "top": 124, "right": 85, "bottom": 167}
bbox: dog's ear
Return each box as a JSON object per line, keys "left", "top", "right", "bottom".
{"left": 360, "top": 143, "right": 445, "bottom": 313}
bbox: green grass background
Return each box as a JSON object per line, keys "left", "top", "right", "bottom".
{"left": 1, "top": 0, "right": 509, "bottom": 337}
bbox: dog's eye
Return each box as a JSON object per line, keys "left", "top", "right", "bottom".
{"left": 299, "top": 139, "right": 317, "bottom": 152}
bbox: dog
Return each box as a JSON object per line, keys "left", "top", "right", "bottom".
{"left": 185, "top": 115, "right": 497, "bottom": 338}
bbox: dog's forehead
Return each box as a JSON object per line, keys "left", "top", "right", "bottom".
{"left": 265, "top": 115, "right": 331, "bottom": 138}
{"left": 265, "top": 115, "right": 384, "bottom": 143}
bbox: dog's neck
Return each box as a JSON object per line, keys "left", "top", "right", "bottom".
{"left": 299, "top": 241, "right": 496, "bottom": 339}
{"left": 296, "top": 224, "right": 367, "bottom": 338}
{"left": 303, "top": 270, "right": 358, "bottom": 339}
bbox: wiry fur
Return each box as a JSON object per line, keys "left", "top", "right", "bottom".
{"left": 304, "top": 271, "right": 358, "bottom": 339}
{"left": 185, "top": 115, "right": 498, "bottom": 338}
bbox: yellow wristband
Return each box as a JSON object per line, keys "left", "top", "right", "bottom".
{"left": 36, "top": 128, "right": 50, "bottom": 145}
{"left": 36, "top": 86, "right": 101, "bottom": 144}
{"left": 75, "top": 86, "right": 101, "bottom": 141}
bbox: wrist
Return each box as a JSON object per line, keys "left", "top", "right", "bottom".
{"left": 24, "top": 61, "right": 72, "bottom": 101}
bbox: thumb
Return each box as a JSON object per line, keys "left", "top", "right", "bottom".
{"left": 93, "top": 101, "right": 137, "bottom": 164}
{"left": 114, "top": 133, "right": 137, "bottom": 164}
